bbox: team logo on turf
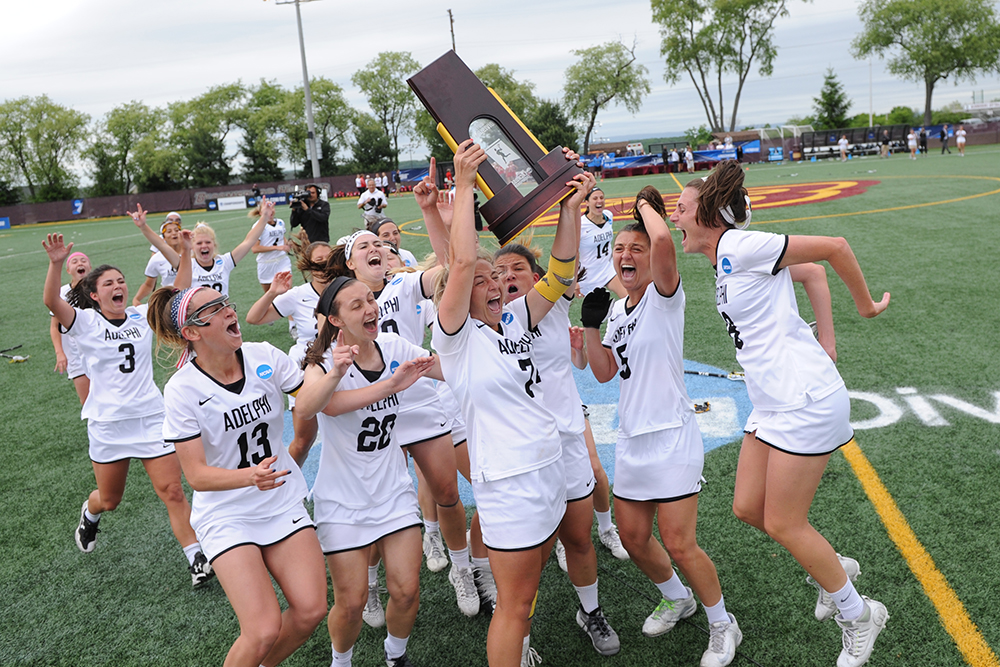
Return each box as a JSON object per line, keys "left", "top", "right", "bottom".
{"left": 256, "top": 364, "right": 273, "bottom": 379}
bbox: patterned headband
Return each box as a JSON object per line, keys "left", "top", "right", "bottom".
{"left": 344, "top": 229, "right": 377, "bottom": 260}
{"left": 170, "top": 287, "right": 207, "bottom": 368}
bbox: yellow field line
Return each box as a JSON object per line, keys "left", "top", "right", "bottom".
{"left": 669, "top": 171, "right": 685, "bottom": 192}
{"left": 841, "top": 440, "right": 999, "bottom": 667}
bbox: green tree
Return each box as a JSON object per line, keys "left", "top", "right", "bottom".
{"left": 886, "top": 105, "right": 920, "bottom": 125}
{"left": 653, "top": 0, "right": 804, "bottom": 133}
{"left": 852, "top": 0, "right": 1000, "bottom": 126}
{"left": 0, "top": 177, "right": 20, "bottom": 206}
{"left": 475, "top": 63, "right": 540, "bottom": 119}
{"left": 350, "top": 113, "right": 397, "bottom": 174}
{"left": 413, "top": 109, "right": 453, "bottom": 163}
{"left": 0, "top": 96, "right": 89, "bottom": 202}
{"left": 86, "top": 101, "right": 163, "bottom": 196}
{"left": 281, "top": 77, "right": 353, "bottom": 178}
{"left": 526, "top": 101, "right": 579, "bottom": 152}
{"left": 563, "top": 40, "right": 650, "bottom": 154}
{"left": 169, "top": 82, "right": 245, "bottom": 187}
{"left": 812, "top": 69, "right": 852, "bottom": 129}
{"left": 237, "top": 80, "right": 287, "bottom": 183}
{"left": 351, "top": 52, "right": 421, "bottom": 171}
{"left": 684, "top": 124, "right": 715, "bottom": 148}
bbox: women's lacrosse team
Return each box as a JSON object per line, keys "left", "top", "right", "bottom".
{"left": 42, "top": 141, "right": 890, "bottom": 667}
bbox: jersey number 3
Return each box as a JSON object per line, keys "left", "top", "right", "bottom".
{"left": 237, "top": 423, "right": 272, "bottom": 468}
{"left": 118, "top": 343, "right": 135, "bottom": 374}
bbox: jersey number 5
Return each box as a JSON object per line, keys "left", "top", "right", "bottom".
{"left": 357, "top": 414, "right": 397, "bottom": 452}
{"left": 615, "top": 344, "right": 632, "bottom": 380}
{"left": 237, "top": 423, "right": 272, "bottom": 468}
{"left": 720, "top": 312, "right": 744, "bottom": 350}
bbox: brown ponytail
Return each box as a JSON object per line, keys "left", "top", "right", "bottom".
{"left": 146, "top": 285, "right": 191, "bottom": 368}
{"left": 696, "top": 159, "right": 747, "bottom": 229}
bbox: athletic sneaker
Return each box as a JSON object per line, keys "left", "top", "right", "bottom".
{"left": 474, "top": 566, "right": 498, "bottom": 615}
{"left": 554, "top": 538, "right": 568, "bottom": 572}
{"left": 422, "top": 530, "right": 448, "bottom": 572}
{"left": 386, "top": 652, "right": 415, "bottom": 667}
{"left": 836, "top": 598, "right": 889, "bottom": 667}
{"left": 700, "top": 613, "right": 742, "bottom": 667}
{"left": 74, "top": 501, "right": 99, "bottom": 553}
{"left": 362, "top": 583, "right": 385, "bottom": 627}
{"left": 642, "top": 588, "right": 698, "bottom": 637}
{"left": 189, "top": 551, "right": 214, "bottom": 587}
{"left": 807, "top": 554, "right": 861, "bottom": 621}
{"left": 449, "top": 565, "right": 480, "bottom": 616}
{"left": 575, "top": 605, "right": 621, "bottom": 656}
{"left": 521, "top": 643, "right": 542, "bottom": 667}
{"left": 599, "top": 526, "right": 629, "bottom": 560}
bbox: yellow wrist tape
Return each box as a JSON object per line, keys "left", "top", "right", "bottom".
{"left": 533, "top": 255, "right": 576, "bottom": 303}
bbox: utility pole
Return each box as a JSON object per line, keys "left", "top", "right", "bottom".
{"left": 275, "top": 0, "right": 321, "bottom": 179}
{"left": 869, "top": 57, "right": 873, "bottom": 128}
{"left": 448, "top": 9, "right": 456, "bottom": 52}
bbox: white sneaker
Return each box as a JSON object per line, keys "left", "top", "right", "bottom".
{"left": 362, "top": 583, "right": 385, "bottom": 627}
{"left": 554, "top": 539, "right": 568, "bottom": 572}
{"left": 474, "top": 565, "right": 497, "bottom": 614}
{"left": 807, "top": 554, "right": 861, "bottom": 621}
{"left": 700, "top": 613, "right": 742, "bottom": 667}
{"left": 642, "top": 588, "right": 698, "bottom": 637}
{"left": 423, "top": 530, "right": 448, "bottom": 572}
{"left": 449, "top": 565, "right": 480, "bottom": 617}
{"left": 521, "top": 642, "right": 541, "bottom": 667}
{"left": 836, "top": 598, "right": 888, "bottom": 667}
{"left": 599, "top": 525, "right": 629, "bottom": 560}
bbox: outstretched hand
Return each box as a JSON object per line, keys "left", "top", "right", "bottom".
{"left": 389, "top": 356, "right": 436, "bottom": 392}
{"left": 179, "top": 229, "right": 194, "bottom": 252}
{"left": 129, "top": 204, "right": 148, "bottom": 228}
{"left": 270, "top": 271, "right": 293, "bottom": 296}
{"left": 569, "top": 326, "right": 585, "bottom": 351}
{"left": 42, "top": 233, "right": 72, "bottom": 265}
{"left": 565, "top": 171, "right": 596, "bottom": 209}
{"left": 413, "top": 157, "right": 441, "bottom": 210}
{"left": 258, "top": 198, "right": 276, "bottom": 224}
{"left": 329, "top": 330, "right": 358, "bottom": 379}
{"left": 454, "top": 140, "right": 486, "bottom": 186}
{"left": 249, "top": 455, "right": 290, "bottom": 491}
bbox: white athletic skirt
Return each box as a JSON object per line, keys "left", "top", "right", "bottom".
{"left": 87, "top": 414, "right": 174, "bottom": 464}
{"left": 256, "top": 255, "right": 292, "bottom": 283}
{"left": 613, "top": 416, "right": 704, "bottom": 503}
{"left": 473, "top": 458, "right": 566, "bottom": 551}
{"left": 314, "top": 484, "right": 421, "bottom": 554}
{"left": 436, "top": 382, "right": 466, "bottom": 445}
{"left": 395, "top": 381, "right": 451, "bottom": 448}
{"left": 744, "top": 385, "right": 853, "bottom": 456}
{"left": 562, "top": 429, "right": 596, "bottom": 501}
{"left": 196, "top": 502, "right": 314, "bottom": 563}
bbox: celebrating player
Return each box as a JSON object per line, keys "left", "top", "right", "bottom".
{"left": 296, "top": 277, "right": 440, "bottom": 667}
{"left": 577, "top": 187, "right": 626, "bottom": 298}
{"left": 670, "top": 160, "right": 890, "bottom": 667}
{"left": 187, "top": 202, "right": 273, "bottom": 295}
{"left": 249, "top": 204, "right": 292, "bottom": 292}
{"left": 148, "top": 284, "right": 326, "bottom": 667}
{"left": 50, "top": 250, "right": 92, "bottom": 404}
{"left": 41, "top": 224, "right": 210, "bottom": 587}
{"left": 133, "top": 212, "right": 184, "bottom": 306}
{"left": 368, "top": 218, "right": 417, "bottom": 268}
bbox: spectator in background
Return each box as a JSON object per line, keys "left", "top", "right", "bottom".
{"left": 685, "top": 146, "right": 695, "bottom": 173}
{"left": 880, "top": 130, "right": 890, "bottom": 158}
{"left": 940, "top": 124, "right": 951, "bottom": 154}
{"left": 907, "top": 129, "right": 918, "bottom": 160}
{"left": 838, "top": 135, "right": 849, "bottom": 161}
{"left": 289, "top": 184, "right": 331, "bottom": 243}
{"left": 670, "top": 148, "right": 680, "bottom": 173}
{"left": 956, "top": 124, "right": 967, "bottom": 156}
{"left": 357, "top": 177, "right": 388, "bottom": 221}
{"left": 393, "top": 168, "right": 402, "bottom": 196}
{"left": 918, "top": 127, "right": 928, "bottom": 154}
{"left": 355, "top": 174, "right": 365, "bottom": 196}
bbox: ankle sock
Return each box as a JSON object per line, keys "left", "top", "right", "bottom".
{"left": 595, "top": 510, "right": 613, "bottom": 533}
{"left": 655, "top": 571, "right": 690, "bottom": 600}
{"left": 703, "top": 594, "right": 729, "bottom": 625}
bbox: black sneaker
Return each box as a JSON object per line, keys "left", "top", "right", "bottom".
{"left": 576, "top": 605, "right": 621, "bottom": 656}
{"left": 189, "top": 551, "right": 214, "bottom": 587}
{"left": 75, "top": 501, "right": 100, "bottom": 553}
{"left": 386, "top": 651, "right": 416, "bottom": 667}
{"left": 473, "top": 566, "right": 497, "bottom": 615}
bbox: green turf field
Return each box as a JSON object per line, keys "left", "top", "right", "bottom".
{"left": 2, "top": 146, "right": 999, "bottom": 666}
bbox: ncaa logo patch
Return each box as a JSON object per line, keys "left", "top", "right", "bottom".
{"left": 256, "top": 364, "right": 274, "bottom": 379}
{"left": 416, "top": 304, "right": 422, "bottom": 314}
{"left": 128, "top": 312, "right": 142, "bottom": 320}
{"left": 721, "top": 257, "right": 733, "bottom": 274}
{"left": 215, "top": 258, "right": 224, "bottom": 268}
{"left": 390, "top": 360, "right": 400, "bottom": 374}
{"left": 502, "top": 312, "right": 514, "bottom": 325}
{"left": 391, "top": 276, "right": 403, "bottom": 285}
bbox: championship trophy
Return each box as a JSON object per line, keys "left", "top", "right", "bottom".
{"left": 408, "top": 51, "right": 586, "bottom": 246}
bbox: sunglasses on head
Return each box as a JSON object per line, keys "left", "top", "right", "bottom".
{"left": 185, "top": 295, "right": 237, "bottom": 327}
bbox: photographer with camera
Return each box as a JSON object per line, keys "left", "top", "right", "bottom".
{"left": 289, "top": 183, "right": 331, "bottom": 243}
{"left": 356, "top": 177, "right": 388, "bottom": 221}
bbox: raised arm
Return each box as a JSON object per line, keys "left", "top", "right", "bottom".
{"left": 132, "top": 276, "right": 158, "bottom": 307}
{"left": 42, "top": 234, "right": 76, "bottom": 330}
{"left": 789, "top": 263, "right": 837, "bottom": 362}
{"left": 50, "top": 313, "right": 67, "bottom": 373}
{"left": 245, "top": 271, "right": 292, "bottom": 325}
{"left": 172, "top": 230, "right": 193, "bottom": 290}
{"left": 230, "top": 199, "right": 274, "bottom": 265}
{"left": 414, "top": 157, "right": 452, "bottom": 266}
{"left": 436, "top": 140, "right": 487, "bottom": 335}
{"left": 636, "top": 189, "right": 679, "bottom": 296}
{"left": 580, "top": 288, "right": 617, "bottom": 382}
{"left": 130, "top": 205, "right": 181, "bottom": 267}
{"left": 779, "top": 235, "right": 889, "bottom": 318}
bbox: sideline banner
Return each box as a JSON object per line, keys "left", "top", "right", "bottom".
{"left": 217, "top": 196, "right": 248, "bottom": 212}
{"left": 0, "top": 217, "right": 9, "bottom": 229}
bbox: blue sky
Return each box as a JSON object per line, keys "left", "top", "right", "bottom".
{"left": 5, "top": 0, "right": 999, "bottom": 158}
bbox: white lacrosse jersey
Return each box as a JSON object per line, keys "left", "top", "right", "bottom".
{"left": 144, "top": 252, "right": 178, "bottom": 287}
{"left": 715, "top": 230, "right": 844, "bottom": 411}
{"left": 602, "top": 281, "right": 692, "bottom": 437}
{"left": 433, "top": 311, "right": 561, "bottom": 482}
{"left": 507, "top": 295, "right": 584, "bottom": 435}
{"left": 192, "top": 252, "right": 237, "bottom": 295}
{"left": 52, "top": 283, "right": 84, "bottom": 375}
{"left": 399, "top": 248, "right": 417, "bottom": 268}
{"left": 357, "top": 190, "right": 387, "bottom": 213}
{"left": 376, "top": 272, "right": 431, "bottom": 346}
{"left": 256, "top": 219, "right": 289, "bottom": 265}
{"left": 163, "top": 343, "right": 307, "bottom": 525}
{"left": 578, "top": 211, "right": 616, "bottom": 295}
{"left": 956, "top": 129, "right": 967, "bottom": 142}
{"left": 63, "top": 305, "right": 164, "bottom": 422}
{"left": 313, "top": 333, "right": 428, "bottom": 510}
{"left": 273, "top": 282, "right": 322, "bottom": 352}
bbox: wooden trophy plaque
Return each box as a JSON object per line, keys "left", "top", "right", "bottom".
{"left": 408, "top": 50, "right": 585, "bottom": 246}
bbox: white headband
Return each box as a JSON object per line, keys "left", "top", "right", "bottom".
{"left": 720, "top": 194, "right": 753, "bottom": 230}
{"left": 344, "top": 229, "right": 377, "bottom": 260}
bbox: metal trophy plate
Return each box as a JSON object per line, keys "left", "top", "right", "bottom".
{"left": 408, "top": 51, "right": 585, "bottom": 246}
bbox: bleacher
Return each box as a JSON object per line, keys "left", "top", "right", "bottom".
{"left": 799, "top": 124, "right": 910, "bottom": 160}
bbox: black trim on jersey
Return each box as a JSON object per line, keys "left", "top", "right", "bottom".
{"left": 59, "top": 310, "right": 78, "bottom": 334}
{"left": 354, "top": 342, "right": 387, "bottom": 384}
{"left": 747, "top": 429, "right": 854, "bottom": 458}
{"left": 485, "top": 524, "right": 562, "bottom": 553}
{"left": 418, "top": 271, "right": 433, "bottom": 300}
{"left": 104, "top": 316, "right": 128, "bottom": 327}
{"left": 713, "top": 228, "right": 736, "bottom": 274}
{"left": 613, "top": 489, "right": 700, "bottom": 504}
{"left": 624, "top": 298, "right": 639, "bottom": 317}
{"left": 400, "top": 430, "right": 452, "bottom": 448}
{"left": 771, "top": 235, "right": 790, "bottom": 276}
{"left": 452, "top": 438, "right": 467, "bottom": 448}
{"left": 654, "top": 275, "right": 681, "bottom": 300}
{"left": 523, "top": 299, "right": 534, "bottom": 331}
{"left": 322, "top": 522, "right": 422, "bottom": 555}
{"left": 69, "top": 372, "right": 87, "bottom": 380}
{"left": 272, "top": 302, "right": 286, "bottom": 318}
{"left": 436, "top": 314, "right": 465, "bottom": 337}
{"left": 165, "top": 433, "right": 202, "bottom": 444}
{"left": 209, "top": 525, "right": 316, "bottom": 565}
{"left": 193, "top": 348, "right": 247, "bottom": 394}
{"left": 285, "top": 380, "right": 304, "bottom": 395}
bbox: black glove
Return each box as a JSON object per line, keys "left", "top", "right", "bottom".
{"left": 581, "top": 288, "right": 613, "bottom": 329}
